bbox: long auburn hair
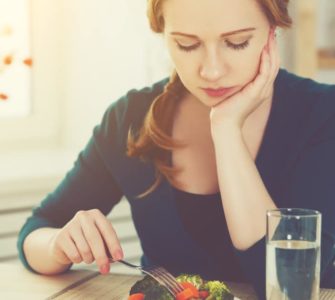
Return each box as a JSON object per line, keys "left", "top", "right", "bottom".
{"left": 127, "top": 0, "right": 292, "bottom": 198}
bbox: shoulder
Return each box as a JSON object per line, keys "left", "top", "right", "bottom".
{"left": 98, "top": 77, "right": 169, "bottom": 137}
{"left": 90, "top": 79, "right": 170, "bottom": 194}
{"left": 277, "top": 69, "right": 335, "bottom": 106}
{"left": 276, "top": 69, "right": 335, "bottom": 140}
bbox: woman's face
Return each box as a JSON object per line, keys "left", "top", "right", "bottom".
{"left": 162, "top": 0, "right": 272, "bottom": 107}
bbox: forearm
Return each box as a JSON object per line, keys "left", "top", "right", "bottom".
{"left": 23, "top": 228, "right": 72, "bottom": 275}
{"left": 212, "top": 123, "right": 276, "bottom": 250}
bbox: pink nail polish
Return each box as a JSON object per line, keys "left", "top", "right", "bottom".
{"left": 100, "top": 264, "right": 109, "bottom": 274}
{"left": 114, "top": 250, "right": 123, "bottom": 260}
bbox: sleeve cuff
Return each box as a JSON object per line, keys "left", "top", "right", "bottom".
{"left": 17, "top": 216, "right": 57, "bottom": 273}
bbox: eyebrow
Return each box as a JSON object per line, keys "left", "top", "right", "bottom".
{"left": 170, "top": 27, "right": 256, "bottom": 39}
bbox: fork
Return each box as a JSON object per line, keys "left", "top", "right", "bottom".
{"left": 109, "top": 258, "right": 184, "bottom": 297}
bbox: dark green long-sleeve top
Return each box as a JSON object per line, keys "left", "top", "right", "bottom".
{"left": 18, "top": 69, "right": 335, "bottom": 299}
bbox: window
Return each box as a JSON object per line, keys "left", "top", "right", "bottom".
{"left": 0, "top": 0, "right": 32, "bottom": 119}
{"left": 0, "top": 0, "right": 62, "bottom": 149}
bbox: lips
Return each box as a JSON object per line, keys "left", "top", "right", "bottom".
{"left": 202, "top": 87, "right": 235, "bottom": 98}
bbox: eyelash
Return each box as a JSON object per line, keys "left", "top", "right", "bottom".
{"left": 177, "top": 40, "right": 250, "bottom": 52}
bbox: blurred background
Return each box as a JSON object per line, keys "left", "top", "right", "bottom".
{"left": 0, "top": 0, "right": 334, "bottom": 273}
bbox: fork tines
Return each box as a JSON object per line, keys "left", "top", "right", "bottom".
{"left": 145, "top": 266, "right": 184, "bottom": 295}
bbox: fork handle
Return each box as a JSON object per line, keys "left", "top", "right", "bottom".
{"left": 108, "top": 258, "right": 138, "bottom": 269}
{"left": 120, "top": 260, "right": 137, "bottom": 268}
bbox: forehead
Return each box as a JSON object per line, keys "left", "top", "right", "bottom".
{"left": 162, "top": 0, "right": 268, "bottom": 34}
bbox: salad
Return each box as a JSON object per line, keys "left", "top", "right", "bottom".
{"left": 128, "top": 274, "right": 234, "bottom": 300}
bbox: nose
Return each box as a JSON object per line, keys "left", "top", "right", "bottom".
{"left": 199, "top": 48, "right": 228, "bottom": 82}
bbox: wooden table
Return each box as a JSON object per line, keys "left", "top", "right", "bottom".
{"left": 0, "top": 263, "right": 334, "bottom": 299}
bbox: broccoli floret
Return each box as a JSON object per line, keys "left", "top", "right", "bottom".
{"left": 203, "top": 280, "right": 234, "bottom": 300}
{"left": 176, "top": 274, "right": 204, "bottom": 289}
{"left": 129, "top": 275, "right": 155, "bottom": 294}
{"left": 129, "top": 275, "right": 173, "bottom": 300}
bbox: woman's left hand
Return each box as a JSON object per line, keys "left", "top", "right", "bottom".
{"left": 210, "top": 28, "right": 280, "bottom": 131}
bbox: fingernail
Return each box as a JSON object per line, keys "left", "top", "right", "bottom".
{"left": 114, "top": 249, "right": 123, "bottom": 261}
{"left": 100, "top": 264, "right": 109, "bottom": 274}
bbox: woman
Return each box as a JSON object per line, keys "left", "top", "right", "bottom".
{"left": 18, "top": 0, "right": 335, "bottom": 299}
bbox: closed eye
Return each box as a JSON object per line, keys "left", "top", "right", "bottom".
{"left": 176, "top": 42, "right": 200, "bottom": 52}
{"left": 225, "top": 40, "right": 250, "bottom": 50}
{"left": 176, "top": 39, "right": 250, "bottom": 52}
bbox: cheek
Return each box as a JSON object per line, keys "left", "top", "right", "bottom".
{"left": 233, "top": 45, "right": 264, "bottom": 84}
{"left": 167, "top": 45, "right": 187, "bottom": 71}
{"left": 169, "top": 51, "right": 186, "bottom": 69}
{"left": 168, "top": 50, "right": 197, "bottom": 80}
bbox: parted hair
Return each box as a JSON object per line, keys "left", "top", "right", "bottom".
{"left": 127, "top": 0, "right": 292, "bottom": 197}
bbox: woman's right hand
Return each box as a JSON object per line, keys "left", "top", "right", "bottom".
{"left": 49, "top": 209, "right": 124, "bottom": 274}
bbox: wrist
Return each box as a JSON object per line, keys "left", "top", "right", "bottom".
{"left": 210, "top": 120, "right": 243, "bottom": 141}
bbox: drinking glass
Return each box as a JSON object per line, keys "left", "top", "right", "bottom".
{"left": 266, "top": 208, "right": 321, "bottom": 300}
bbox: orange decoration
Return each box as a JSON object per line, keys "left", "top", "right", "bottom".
{"left": 0, "top": 93, "right": 9, "bottom": 101}
{"left": 23, "top": 58, "right": 33, "bottom": 67}
{"left": 3, "top": 55, "right": 13, "bottom": 65}
{"left": 1, "top": 25, "right": 13, "bottom": 36}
